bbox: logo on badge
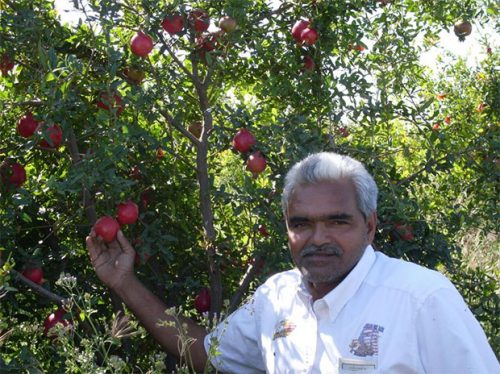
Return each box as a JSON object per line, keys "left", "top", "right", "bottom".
{"left": 349, "top": 323, "right": 384, "bottom": 357}
{"left": 272, "top": 319, "right": 296, "bottom": 340}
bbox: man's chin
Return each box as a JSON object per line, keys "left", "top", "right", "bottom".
{"left": 300, "top": 267, "right": 341, "bottom": 285}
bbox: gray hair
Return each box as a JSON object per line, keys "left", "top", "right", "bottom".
{"left": 281, "top": 152, "right": 378, "bottom": 219}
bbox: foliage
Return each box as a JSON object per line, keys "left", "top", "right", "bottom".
{"left": 0, "top": 0, "right": 498, "bottom": 370}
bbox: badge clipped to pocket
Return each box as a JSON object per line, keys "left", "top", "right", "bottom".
{"left": 339, "top": 357, "right": 377, "bottom": 373}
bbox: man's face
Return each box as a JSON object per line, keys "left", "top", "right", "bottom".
{"left": 286, "top": 179, "right": 376, "bottom": 292}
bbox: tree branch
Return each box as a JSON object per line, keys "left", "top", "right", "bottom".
{"left": 12, "top": 269, "right": 68, "bottom": 305}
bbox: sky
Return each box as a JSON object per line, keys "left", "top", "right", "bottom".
{"left": 53, "top": 0, "right": 497, "bottom": 73}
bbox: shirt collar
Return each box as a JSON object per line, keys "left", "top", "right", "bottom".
{"left": 297, "top": 245, "right": 376, "bottom": 322}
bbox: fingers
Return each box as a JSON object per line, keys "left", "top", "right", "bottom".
{"left": 116, "top": 230, "right": 136, "bottom": 256}
{"left": 86, "top": 230, "right": 105, "bottom": 264}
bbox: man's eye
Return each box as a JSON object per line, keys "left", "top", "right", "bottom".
{"left": 329, "top": 220, "right": 347, "bottom": 225}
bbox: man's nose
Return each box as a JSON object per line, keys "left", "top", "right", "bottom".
{"left": 310, "top": 222, "right": 331, "bottom": 247}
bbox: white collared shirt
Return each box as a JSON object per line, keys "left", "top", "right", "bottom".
{"left": 204, "top": 245, "right": 499, "bottom": 373}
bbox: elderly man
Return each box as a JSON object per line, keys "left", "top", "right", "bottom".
{"left": 87, "top": 152, "right": 499, "bottom": 373}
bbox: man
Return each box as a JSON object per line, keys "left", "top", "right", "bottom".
{"left": 87, "top": 152, "right": 499, "bottom": 373}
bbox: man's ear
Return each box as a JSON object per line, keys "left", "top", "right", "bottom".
{"left": 366, "top": 211, "right": 377, "bottom": 243}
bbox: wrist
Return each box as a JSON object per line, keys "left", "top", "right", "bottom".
{"left": 111, "top": 272, "right": 139, "bottom": 299}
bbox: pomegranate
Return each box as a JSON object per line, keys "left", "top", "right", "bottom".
{"left": 156, "top": 147, "right": 166, "bottom": 159}
{"left": 17, "top": 112, "right": 39, "bottom": 138}
{"left": 130, "top": 31, "right": 154, "bottom": 57}
{"left": 258, "top": 224, "right": 270, "bottom": 237}
{"left": 300, "top": 27, "right": 318, "bottom": 45}
{"left": 188, "top": 121, "right": 203, "bottom": 138}
{"left": 123, "top": 68, "right": 145, "bottom": 85}
{"left": 303, "top": 56, "right": 314, "bottom": 71}
{"left": 453, "top": 20, "right": 472, "bottom": 41}
{"left": 189, "top": 9, "right": 210, "bottom": 33}
{"left": 129, "top": 165, "right": 142, "bottom": 180}
{"left": 161, "top": 14, "right": 184, "bottom": 35}
{"left": 116, "top": 201, "right": 139, "bottom": 225}
{"left": 194, "top": 287, "right": 211, "bottom": 313}
{"left": 291, "top": 20, "right": 310, "bottom": 43}
{"left": 392, "top": 222, "right": 414, "bottom": 241}
{"left": 43, "top": 308, "right": 72, "bottom": 338}
{"left": 444, "top": 115, "right": 451, "bottom": 125}
{"left": 232, "top": 128, "right": 256, "bottom": 153}
{"left": 22, "top": 267, "right": 44, "bottom": 284}
{"left": 0, "top": 53, "right": 14, "bottom": 75}
{"left": 219, "top": 16, "right": 237, "bottom": 32}
{"left": 38, "top": 124, "right": 63, "bottom": 148}
{"left": 246, "top": 151, "right": 267, "bottom": 176}
{"left": 1, "top": 161, "right": 27, "bottom": 188}
{"left": 97, "top": 93, "right": 125, "bottom": 116}
{"left": 94, "top": 216, "right": 120, "bottom": 243}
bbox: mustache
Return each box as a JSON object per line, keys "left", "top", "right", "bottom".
{"left": 300, "top": 244, "right": 343, "bottom": 258}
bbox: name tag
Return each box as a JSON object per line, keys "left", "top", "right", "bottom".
{"left": 339, "top": 357, "right": 377, "bottom": 372}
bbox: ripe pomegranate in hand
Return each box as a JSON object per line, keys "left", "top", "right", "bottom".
{"left": 291, "top": 20, "right": 310, "bottom": 43}
{"left": 194, "top": 287, "right": 211, "bottom": 313}
{"left": 22, "top": 267, "right": 44, "bottom": 284}
{"left": 38, "top": 124, "right": 63, "bottom": 148}
{"left": 161, "top": 14, "right": 184, "bottom": 35}
{"left": 116, "top": 201, "right": 139, "bottom": 225}
{"left": 1, "top": 161, "right": 27, "bottom": 188}
{"left": 130, "top": 31, "right": 154, "bottom": 57}
{"left": 94, "top": 216, "right": 120, "bottom": 243}
{"left": 246, "top": 151, "right": 267, "bottom": 177}
{"left": 17, "top": 112, "right": 39, "bottom": 138}
{"left": 232, "top": 128, "right": 256, "bottom": 153}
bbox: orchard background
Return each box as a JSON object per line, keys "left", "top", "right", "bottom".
{"left": 0, "top": 0, "right": 498, "bottom": 372}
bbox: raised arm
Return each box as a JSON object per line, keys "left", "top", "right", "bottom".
{"left": 86, "top": 230, "right": 209, "bottom": 371}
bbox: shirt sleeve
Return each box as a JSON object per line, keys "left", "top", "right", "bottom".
{"left": 416, "top": 286, "right": 500, "bottom": 373}
{"left": 204, "top": 296, "right": 266, "bottom": 374}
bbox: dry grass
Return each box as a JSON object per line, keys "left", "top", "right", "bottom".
{"left": 458, "top": 229, "right": 500, "bottom": 272}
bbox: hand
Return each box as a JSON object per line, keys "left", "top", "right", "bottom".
{"left": 86, "top": 229, "right": 136, "bottom": 291}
